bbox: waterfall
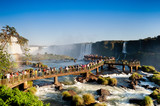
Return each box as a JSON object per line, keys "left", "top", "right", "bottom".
{"left": 78, "top": 43, "right": 92, "bottom": 60}
{"left": 117, "top": 41, "right": 127, "bottom": 60}
{"left": 122, "top": 42, "right": 127, "bottom": 54}
{"left": 122, "top": 42, "right": 127, "bottom": 59}
{"left": 0, "top": 37, "right": 24, "bottom": 62}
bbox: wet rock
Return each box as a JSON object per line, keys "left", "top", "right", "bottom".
{"left": 129, "top": 99, "right": 143, "bottom": 105}
{"left": 98, "top": 95, "right": 106, "bottom": 102}
{"left": 76, "top": 76, "right": 86, "bottom": 83}
{"left": 62, "top": 90, "right": 77, "bottom": 101}
{"left": 68, "top": 90, "right": 77, "bottom": 96}
{"left": 140, "top": 78, "right": 146, "bottom": 81}
{"left": 132, "top": 84, "right": 136, "bottom": 90}
{"left": 97, "top": 89, "right": 111, "bottom": 96}
{"left": 55, "top": 84, "right": 63, "bottom": 91}
{"left": 120, "top": 85, "right": 127, "bottom": 89}
{"left": 129, "top": 82, "right": 136, "bottom": 90}
{"left": 142, "top": 85, "right": 150, "bottom": 89}
{"left": 125, "top": 80, "right": 131, "bottom": 83}
{"left": 87, "top": 75, "right": 98, "bottom": 82}
{"left": 150, "top": 87, "right": 159, "bottom": 91}
{"left": 135, "top": 80, "right": 138, "bottom": 85}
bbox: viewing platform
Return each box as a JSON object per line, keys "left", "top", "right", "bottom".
{"left": 0, "top": 55, "right": 140, "bottom": 89}
{"left": 84, "top": 55, "right": 141, "bottom": 72}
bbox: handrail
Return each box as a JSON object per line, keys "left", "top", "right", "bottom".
{"left": 0, "top": 61, "right": 104, "bottom": 88}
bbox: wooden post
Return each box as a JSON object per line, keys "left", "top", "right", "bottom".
{"left": 23, "top": 81, "right": 28, "bottom": 89}
{"left": 130, "top": 66, "right": 133, "bottom": 73}
{"left": 135, "top": 66, "right": 138, "bottom": 72}
{"left": 122, "top": 65, "right": 125, "bottom": 71}
{"left": 86, "top": 72, "right": 89, "bottom": 78}
{"left": 96, "top": 67, "right": 99, "bottom": 75}
{"left": 54, "top": 76, "right": 59, "bottom": 85}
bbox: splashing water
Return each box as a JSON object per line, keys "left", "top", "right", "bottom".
{"left": 35, "top": 73, "right": 153, "bottom": 106}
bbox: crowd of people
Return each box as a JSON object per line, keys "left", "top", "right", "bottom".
{"left": 84, "top": 55, "right": 115, "bottom": 61}
{"left": 0, "top": 59, "right": 104, "bottom": 83}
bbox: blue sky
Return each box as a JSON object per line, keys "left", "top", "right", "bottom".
{"left": 0, "top": 0, "right": 160, "bottom": 45}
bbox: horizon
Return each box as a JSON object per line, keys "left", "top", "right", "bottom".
{"left": 0, "top": 0, "right": 160, "bottom": 46}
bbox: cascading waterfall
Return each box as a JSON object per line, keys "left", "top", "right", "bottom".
{"left": 78, "top": 43, "right": 92, "bottom": 60}
{"left": 6, "top": 37, "right": 23, "bottom": 62}
{"left": 122, "top": 41, "right": 127, "bottom": 59}
{"left": 122, "top": 42, "right": 127, "bottom": 54}
{"left": 116, "top": 41, "right": 127, "bottom": 60}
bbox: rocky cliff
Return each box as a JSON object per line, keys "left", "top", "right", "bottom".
{"left": 92, "top": 35, "right": 160, "bottom": 69}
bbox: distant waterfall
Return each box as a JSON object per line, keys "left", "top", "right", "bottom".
{"left": 122, "top": 42, "right": 127, "bottom": 54}
{"left": 122, "top": 42, "right": 127, "bottom": 59}
{"left": 117, "top": 41, "right": 127, "bottom": 60}
{"left": 78, "top": 43, "right": 92, "bottom": 60}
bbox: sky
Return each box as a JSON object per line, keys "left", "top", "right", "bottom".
{"left": 0, "top": 0, "right": 160, "bottom": 46}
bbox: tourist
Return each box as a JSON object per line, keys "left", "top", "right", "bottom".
{"left": 6, "top": 73, "right": 10, "bottom": 83}
{"left": 35, "top": 69, "right": 37, "bottom": 77}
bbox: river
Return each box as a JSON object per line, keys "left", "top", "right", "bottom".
{"left": 19, "top": 59, "right": 159, "bottom": 106}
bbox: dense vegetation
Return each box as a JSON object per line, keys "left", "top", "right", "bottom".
{"left": 0, "top": 25, "right": 28, "bottom": 74}
{"left": 141, "top": 65, "right": 157, "bottom": 73}
{"left": 98, "top": 77, "right": 117, "bottom": 86}
{"left": 0, "top": 85, "right": 49, "bottom": 106}
{"left": 150, "top": 73, "right": 160, "bottom": 85}
{"left": 0, "top": 48, "right": 11, "bottom": 74}
{"left": 0, "top": 25, "right": 28, "bottom": 50}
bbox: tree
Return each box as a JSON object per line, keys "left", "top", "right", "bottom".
{"left": 0, "top": 25, "right": 28, "bottom": 74}
{"left": 0, "top": 46, "right": 11, "bottom": 74}
{"left": 23, "top": 48, "right": 32, "bottom": 65}
{"left": 0, "top": 25, "right": 28, "bottom": 50}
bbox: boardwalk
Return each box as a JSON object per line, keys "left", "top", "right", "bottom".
{"left": 84, "top": 55, "right": 141, "bottom": 72}
{"left": 0, "top": 61, "right": 104, "bottom": 88}
{"left": 0, "top": 55, "right": 140, "bottom": 89}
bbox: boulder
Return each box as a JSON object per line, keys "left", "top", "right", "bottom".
{"left": 135, "top": 80, "right": 138, "bottom": 85}
{"left": 120, "top": 85, "right": 127, "bottom": 89}
{"left": 129, "top": 99, "right": 143, "bottom": 105}
{"left": 98, "top": 95, "right": 107, "bottom": 102}
{"left": 97, "top": 89, "right": 111, "bottom": 96}
{"left": 76, "top": 76, "right": 86, "bottom": 83}
{"left": 142, "top": 85, "right": 150, "bottom": 89}
{"left": 128, "top": 82, "right": 136, "bottom": 90}
{"left": 68, "top": 90, "right": 77, "bottom": 96}
{"left": 55, "top": 84, "right": 63, "bottom": 91}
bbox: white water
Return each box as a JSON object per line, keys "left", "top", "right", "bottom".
{"left": 122, "top": 42, "right": 127, "bottom": 54}
{"left": 35, "top": 72, "right": 155, "bottom": 106}
{"left": 78, "top": 43, "right": 92, "bottom": 60}
{"left": 7, "top": 37, "right": 23, "bottom": 55}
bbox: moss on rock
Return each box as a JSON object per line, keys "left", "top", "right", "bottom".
{"left": 83, "top": 93, "right": 95, "bottom": 105}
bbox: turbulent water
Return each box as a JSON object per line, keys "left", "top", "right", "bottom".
{"left": 26, "top": 60, "right": 159, "bottom": 106}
